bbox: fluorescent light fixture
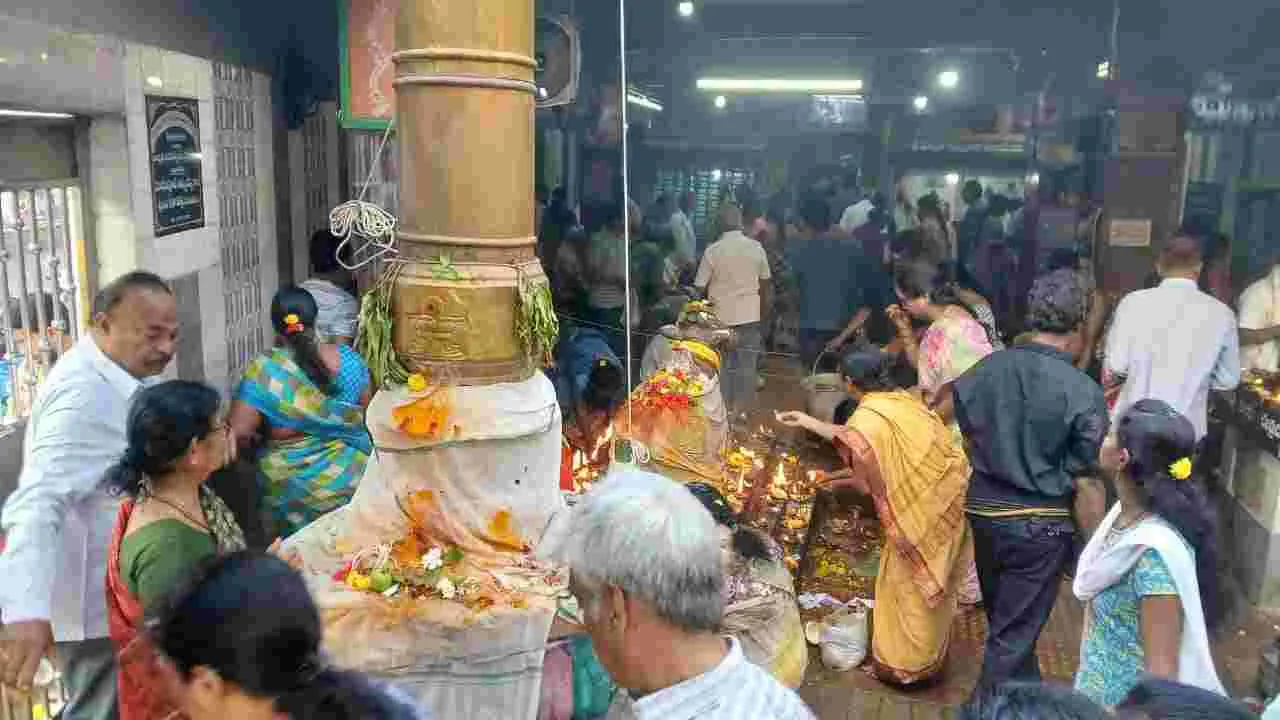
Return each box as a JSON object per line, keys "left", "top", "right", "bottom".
{"left": 146, "top": 76, "right": 164, "bottom": 88}
{"left": 945, "top": 172, "right": 960, "bottom": 186}
{"left": 678, "top": 1, "right": 695, "bottom": 18}
{"left": 937, "top": 70, "right": 959, "bottom": 89}
{"left": 913, "top": 95, "right": 929, "bottom": 111}
{"left": 0, "top": 109, "right": 74, "bottom": 119}
{"left": 1096, "top": 61, "right": 1111, "bottom": 79}
{"left": 627, "top": 92, "right": 663, "bottom": 112}
{"left": 714, "top": 95, "right": 728, "bottom": 109}
{"left": 696, "top": 77, "right": 863, "bottom": 93}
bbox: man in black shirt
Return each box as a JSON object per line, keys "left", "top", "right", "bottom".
{"left": 953, "top": 268, "right": 1109, "bottom": 692}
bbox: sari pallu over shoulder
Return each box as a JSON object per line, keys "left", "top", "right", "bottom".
{"left": 107, "top": 490, "right": 245, "bottom": 720}
{"left": 831, "top": 391, "right": 971, "bottom": 608}
{"left": 236, "top": 347, "right": 372, "bottom": 536}
{"left": 107, "top": 500, "right": 181, "bottom": 720}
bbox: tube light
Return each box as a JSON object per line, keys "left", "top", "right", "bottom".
{"left": 937, "top": 70, "right": 959, "bottom": 89}
{"left": 0, "top": 109, "right": 74, "bottom": 119}
{"left": 913, "top": 95, "right": 929, "bottom": 111}
{"left": 626, "top": 92, "right": 664, "bottom": 112}
{"left": 696, "top": 77, "right": 863, "bottom": 93}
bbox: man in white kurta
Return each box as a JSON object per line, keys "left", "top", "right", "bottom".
{"left": 0, "top": 272, "right": 176, "bottom": 720}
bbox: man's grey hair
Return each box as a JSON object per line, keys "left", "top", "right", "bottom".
{"left": 557, "top": 468, "right": 724, "bottom": 633}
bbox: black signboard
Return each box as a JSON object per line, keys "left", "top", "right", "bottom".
{"left": 146, "top": 96, "right": 205, "bottom": 237}
{"left": 1184, "top": 181, "right": 1224, "bottom": 231}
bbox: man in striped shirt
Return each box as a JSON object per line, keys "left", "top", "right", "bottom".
{"left": 556, "top": 468, "right": 814, "bottom": 720}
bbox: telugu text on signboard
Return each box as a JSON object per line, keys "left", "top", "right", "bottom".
{"left": 146, "top": 96, "right": 205, "bottom": 237}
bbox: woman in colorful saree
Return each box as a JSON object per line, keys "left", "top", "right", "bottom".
{"left": 103, "top": 380, "right": 246, "bottom": 720}
{"left": 229, "top": 286, "right": 373, "bottom": 537}
{"left": 777, "top": 347, "right": 973, "bottom": 687}
{"left": 889, "top": 259, "right": 994, "bottom": 424}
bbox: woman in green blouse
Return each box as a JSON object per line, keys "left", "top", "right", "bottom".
{"left": 103, "top": 380, "right": 246, "bottom": 720}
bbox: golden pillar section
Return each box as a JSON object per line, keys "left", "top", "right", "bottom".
{"left": 392, "top": 0, "right": 545, "bottom": 385}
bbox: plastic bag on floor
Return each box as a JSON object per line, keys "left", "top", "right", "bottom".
{"left": 805, "top": 605, "right": 869, "bottom": 672}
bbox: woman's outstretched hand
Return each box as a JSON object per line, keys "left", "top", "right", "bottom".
{"left": 775, "top": 410, "right": 815, "bottom": 431}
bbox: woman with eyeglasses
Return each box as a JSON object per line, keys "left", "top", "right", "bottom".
{"left": 150, "top": 551, "right": 428, "bottom": 720}
{"left": 102, "top": 379, "right": 246, "bottom": 719}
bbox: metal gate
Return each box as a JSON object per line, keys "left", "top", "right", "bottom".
{"left": 214, "top": 61, "right": 266, "bottom": 392}
{"left": 0, "top": 181, "right": 86, "bottom": 424}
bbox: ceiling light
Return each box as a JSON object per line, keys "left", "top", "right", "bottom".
{"left": 1026, "top": 172, "right": 1041, "bottom": 185}
{"left": 627, "top": 92, "right": 664, "bottom": 112}
{"left": 937, "top": 70, "right": 959, "bottom": 89}
{"left": 678, "top": 1, "right": 695, "bottom": 18}
{"left": 0, "top": 109, "right": 74, "bottom": 119}
{"left": 714, "top": 95, "right": 727, "bottom": 109}
{"left": 39, "top": 52, "right": 48, "bottom": 62}
{"left": 696, "top": 77, "right": 863, "bottom": 93}
{"left": 711, "top": 169, "right": 723, "bottom": 182}
{"left": 146, "top": 76, "right": 163, "bottom": 88}
{"left": 1096, "top": 61, "right": 1111, "bottom": 80}
{"left": 913, "top": 95, "right": 929, "bottom": 111}
{"left": 945, "top": 172, "right": 960, "bottom": 186}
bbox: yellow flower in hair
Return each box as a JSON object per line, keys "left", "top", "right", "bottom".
{"left": 406, "top": 373, "right": 428, "bottom": 393}
{"left": 1169, "top": 457, "right": 1193, "bottom": 481}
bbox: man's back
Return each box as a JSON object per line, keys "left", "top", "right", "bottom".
{"left": 955, "top": 343, "right": 1108, "bottom": 515}
{"left": 696, "top": 231, "right": 770, "bottom": 327}
{"left": 787, "top": 229, "right": 860, "bottom": 332}
{"left": 1105, "top": 278, "right": 1239, "bottom": 438}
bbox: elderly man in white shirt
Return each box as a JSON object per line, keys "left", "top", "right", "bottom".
{"left": 0, "top": 271, "right": 177, "bottom": 719}
{"left": 1105, "top": 234, "right": 1240, "bottom": 439}
{"left": 1239, "top": 257, "right": 1280, "bottom": 373}
{"left": 553, "top": 468, "right": 814, "bottom": 720}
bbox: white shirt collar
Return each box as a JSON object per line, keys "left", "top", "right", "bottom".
{"left": 80, "top": 334, "right": 145, "bottom": 401}
{"left": 1159, "top": 277, "right": 1199, "bottom": 290}
{"left": 631, "top": 637, "right": 743, "bottom": 711}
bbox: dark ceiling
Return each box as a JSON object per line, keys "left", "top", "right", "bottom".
{"left": 614, "top": 0, "right": 1280, "bottom": 100}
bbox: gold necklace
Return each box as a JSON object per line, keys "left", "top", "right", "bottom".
{"left": 147, "top": 494, "right": 211, "bottom": 533}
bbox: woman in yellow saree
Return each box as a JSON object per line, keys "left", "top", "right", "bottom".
{"left": 777, "top": 346, "right": 973, "bottom": 686}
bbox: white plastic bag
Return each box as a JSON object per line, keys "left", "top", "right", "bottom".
{"left": 804, "top": 605, "right": 869, "bottom": 671}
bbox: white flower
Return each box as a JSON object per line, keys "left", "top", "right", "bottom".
{"left": 436, "top": 577, "right": 457, "bottom": 600}
{"left": 422, "top": 547, "right": 444, "bottom": 571}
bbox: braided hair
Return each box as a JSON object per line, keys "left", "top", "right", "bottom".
{"left": 270, "top": 286, "right": 333, "bottom": 395}
{"left": 1116, "top": 398, "right": 1224, "bottom": 628}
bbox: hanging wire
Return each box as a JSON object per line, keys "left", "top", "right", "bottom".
{"left": 618, "top": 0, "right": 634, "bottom": 432}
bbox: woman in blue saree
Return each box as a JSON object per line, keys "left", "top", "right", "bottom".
{"left": 229, "top": 286, "right": 373, "bottom": 537}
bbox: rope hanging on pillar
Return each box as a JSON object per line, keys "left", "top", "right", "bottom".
{"left": 330, "top": 120, "right": 399, "bottom": 271}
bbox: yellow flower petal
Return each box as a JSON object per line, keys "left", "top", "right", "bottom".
{"left": 407, "top": 373, "right": 428, "bottom": 393}
{"left": 1169, "top": 457, "right": 1193, "bottom": 481}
